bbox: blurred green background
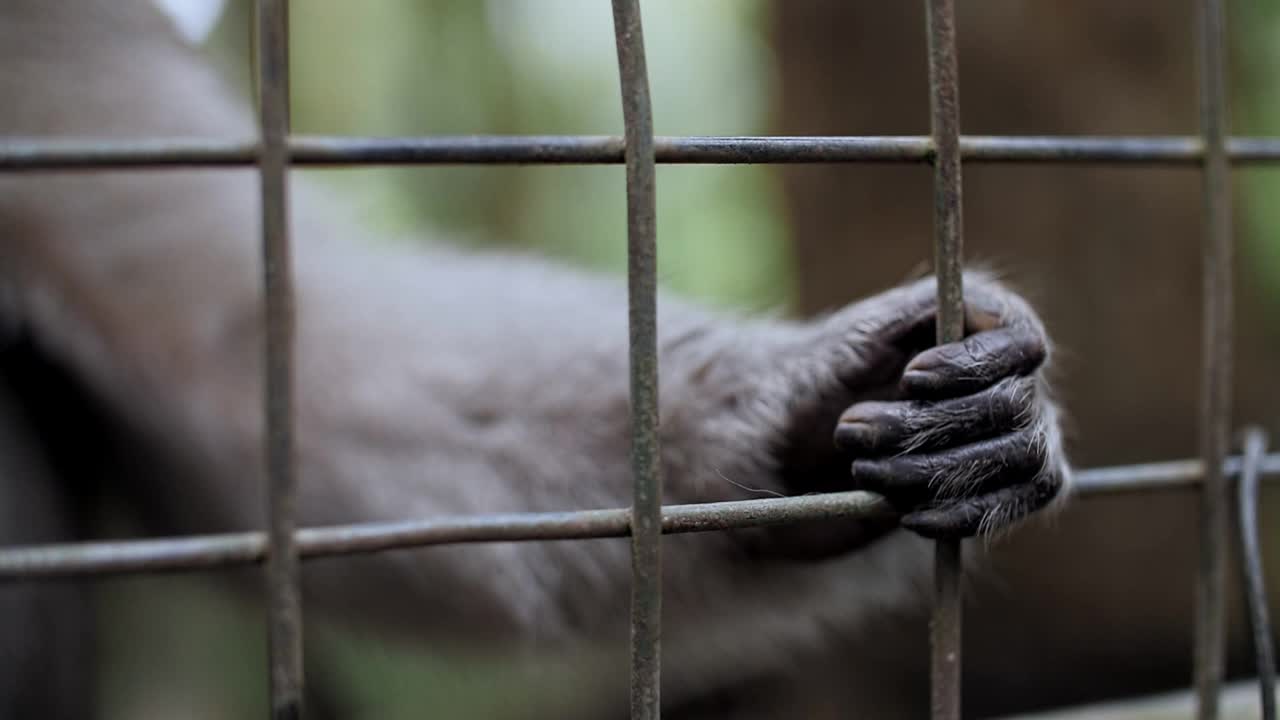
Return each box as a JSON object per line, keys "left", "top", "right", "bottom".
{"left": 99, "top": 1, "right": 1280, "bottom": 718}
{"left": 222, "top": 0, "right": 791, "bottom": 313}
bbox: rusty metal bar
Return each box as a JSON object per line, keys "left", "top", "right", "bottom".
{"left": 1, "top": 454, "right": 1279, "bottom": 580}
{"left": 610, "top": 1, "right": 662, "bottom": 717}
{"left": 925, "top": 0, "right": 965, "bottom": 718}
{"left": 1236, "top": 428, "right": 1276, "bottom": 720}
{"left": 0, "top": 491, "right": 893, "bottom": 579}
{"left": 8, "top": 135, "right": 1280, "bottom": 169}
{"left": 1194, "top": 0, "right": 1234, "bottom": 717}
{"left": 254, "top": 1, "right": 303, "bottom": 718}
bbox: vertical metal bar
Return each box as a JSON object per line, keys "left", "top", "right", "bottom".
{"left": 255, "top": 1, "right": 303, "bottom": 718}
{"left": 925, "top": 1, "right": 964, "bottom": 718}
{"left": 610, "top": 1, "right": 662, "bottom": 718}
{"left": 1236, "top": 428, "right": 1275, "bottom": 720}
{"left": 1194, "top": 0, "right": 1233, "bottom": 717}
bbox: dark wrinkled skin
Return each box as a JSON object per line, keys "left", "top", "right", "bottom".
{"left": 748, "top": 276, "right": 1068, "bottom": 560}
{"left": 838, "top": 304, "right": 1057, "bottom": 538}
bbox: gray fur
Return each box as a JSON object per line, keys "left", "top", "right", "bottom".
{"left": 0, "top": 0, "right": 1071, "bottom": 712}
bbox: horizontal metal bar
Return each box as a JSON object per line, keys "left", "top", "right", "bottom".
{"left": 996, "top": 678, "right": 1278, "bottom": 719}
{"left": 0, "top": 453, "right": 1278, "bottom": 581}
{"left": 1074, "top": 453, "right": 1280, "bottom": 493}
{"left": 5, "top": 135, "right": 1280, "bottom": 170}
{"left": 0, "top": 491, "right": 894, "bottom": 579}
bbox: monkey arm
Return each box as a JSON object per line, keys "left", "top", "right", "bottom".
{"left": 0, "top": 169, "right": 1068, "bottom": 675}
{"left": 0, "top": 0, "right": 1069, "bottom": 700}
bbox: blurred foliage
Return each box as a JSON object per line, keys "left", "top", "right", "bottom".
{"left": 215, "top": 0, "right": 790, "bottom": 312}
{"left": 98, "top": 576, "right": 268, "bottom": 720}
{"left": 1237, "top": 0, "right": 1280, "bottom": 302}
{"left": 98, "top": 570, "right": 604, "bottom": 719}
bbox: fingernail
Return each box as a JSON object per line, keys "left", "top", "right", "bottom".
{"left": 848, "top": 458, "right": 868, "bottom": 482}
{"left": 898, "top": 512, "right": 944, "bottom": 539}
{"left": 834, "top": 419, "right": 876, "bottom": 450}
{"left": 904, "top": 353, "right": 941, "bottom": 374}
{"left": 901, "top": 369, "right": 940, "bottom": 392}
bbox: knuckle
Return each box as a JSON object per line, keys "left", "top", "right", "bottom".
{"left": 1037, "top": 460, "right": 1068, "bottom": 493}
{"left": 992, "top": 376, "right": 1036, "bottom": 417}
{"left": 1014, "top": 427, "right": 1049, "bottom": 465}
{"left": 915, "top": 455, "right": 949, "bottom": 485}
{"left": 1016, "top": 331, "right": 1049, "bottom": 369}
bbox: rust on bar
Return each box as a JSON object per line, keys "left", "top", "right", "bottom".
{"left": 9, "top": 135, "right": 1280, "bottom": 169}
{"left": 1236, "top": 428, "right": 1275, "bottom": 720}
{"left": 255, "top": 1, "right": 304, "bottom": 718}
{"left": 3, "top": 454, "right": 1280, "bottom": 580}
{"left": 0, "top": 492, "right": 894, "bottom": 579}
{"left": 610, "top": 0, "right": 662, "bottom": 717}
{"left": 1194, "top": 0, "right": 1233, "bottom": 717}
{"left": 925, "top": 0, "right": 965, "bottom": 718}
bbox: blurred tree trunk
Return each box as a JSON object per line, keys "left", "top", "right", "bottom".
{"left": 755, "top": 1, "right": 1280, "bottom": 718}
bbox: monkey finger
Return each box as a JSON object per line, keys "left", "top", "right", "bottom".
{"left": 848, "top": 275, "right": 1010, "bottom": 347}
{"left": 848, "top": 429, "right": 1046, "bottom": 501}
{"left": 899, "top": 326, "right": 1047, "bottom": 400}
{"left": 899, "top": 470, "right": 1063, "bottom": 539}
{"left": 835, "top": 376, "right": 1037, "bottom": 455}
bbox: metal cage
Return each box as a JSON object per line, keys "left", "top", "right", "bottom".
{"left": 0, "top": 1, "right": 1277, "bottom": 719}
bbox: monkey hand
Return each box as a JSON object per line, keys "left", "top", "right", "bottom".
{"left": 698, "top": 272, "right": 1070, "bottom": 546}
{"left": 827, "top": 273, "right": 1070, "bottom": 538}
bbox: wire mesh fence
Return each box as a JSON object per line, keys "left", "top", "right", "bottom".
{"left": 0, "top": 1, "right": 1273, "bottom": 718}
